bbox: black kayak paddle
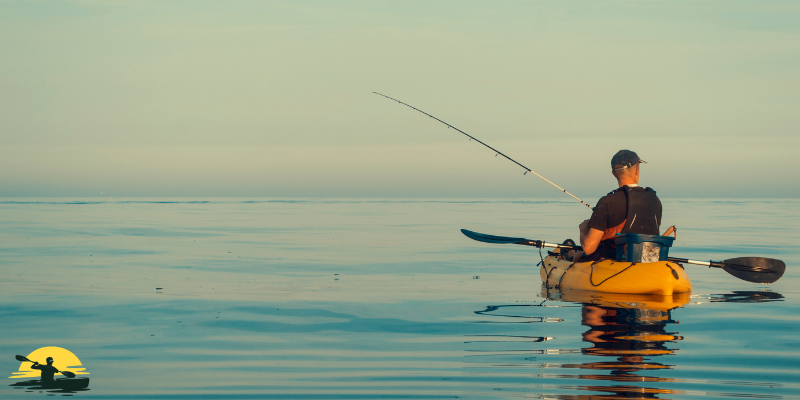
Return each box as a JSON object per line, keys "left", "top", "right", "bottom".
{"left": 460, "top": 229, "right": 786, "bottom": 284}
{"left": 15, "top": 355, "right": 76, "bottom": 378}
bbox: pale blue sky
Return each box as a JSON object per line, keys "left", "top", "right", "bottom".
{"left": 1, "top": 1, "right": 798, "bottom": 199}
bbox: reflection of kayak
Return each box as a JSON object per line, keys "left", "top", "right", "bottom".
{"left": 541, "top": 255, "right": 692, "bottom": 296}
{"left": 10, "top": 377, "right": 89, "bottom": 391}
{"left": 562, "top": 361, "right": 671, "bottom": 371}
{"left": 542, "top": 287, "right": 691, "bottom": 312}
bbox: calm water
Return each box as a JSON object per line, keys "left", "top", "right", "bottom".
{"left": 1, "top": 198, "right": 798, "bottom": 399}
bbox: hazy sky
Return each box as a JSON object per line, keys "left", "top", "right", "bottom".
{"left": 1, "top": 1, "right": 798, "bottom": 199}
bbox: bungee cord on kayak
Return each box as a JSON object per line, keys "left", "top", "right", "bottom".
{"left": 373, "top": 92, "right": 593, "bottom": 210}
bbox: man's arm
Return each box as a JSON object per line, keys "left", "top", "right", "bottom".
{"left": 579, "top": 219, "right": 604, "bottom": 256}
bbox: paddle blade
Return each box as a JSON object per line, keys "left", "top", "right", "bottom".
{"left": 461, "top": 229, "right": 527, "bottom": 244}
{"left": 61, "top": 371, "right": 76, "bottom": 378}
{"left": 722, "top": 257, "right": 786, "bottom": 284}
{"left": 15, "top": 355, "right": 30, "bottom": 362}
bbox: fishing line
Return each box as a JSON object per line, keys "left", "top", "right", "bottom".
{"left": 16, "top": 93, "right": 370, "bottom": 280}
{"left": 374, "top": 92, "right": 593, "bottom": 209}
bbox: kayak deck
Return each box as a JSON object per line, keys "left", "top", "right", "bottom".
{"left": 540, "top": 254, "right": 692, "bottom": 295}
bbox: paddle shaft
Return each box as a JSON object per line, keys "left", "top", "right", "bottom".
{"left": 460, "top": 229, "right": 785, "bottom": 283}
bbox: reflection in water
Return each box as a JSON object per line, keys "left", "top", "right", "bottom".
{"left": 693, "top": 290, "right": 784, "bottom": 303}
{"left": 552, "top": 385, "right": 684, "bottom": 400}
{"left": 473, "top": 288, "right": 785, "bottom": 399}
{"left": 545, "top": 288, "right": 687, "bottom": 399}
{"left": 575, "top": 302, "right": 680, "bottom": 370}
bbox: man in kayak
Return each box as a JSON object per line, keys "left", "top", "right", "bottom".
{"left": 573, "top": 150, "right": 662, "bottom": 261}
{"left": 31, "top": 357, "right": 59, "bottom": 383}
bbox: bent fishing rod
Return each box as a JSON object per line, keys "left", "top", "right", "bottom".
{"left": 373, "top": 92, "right": 593, "bottom": 209}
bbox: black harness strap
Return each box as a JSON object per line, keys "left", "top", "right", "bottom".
{"left": 620, "top": 186, "right": 661, "bottom": 235}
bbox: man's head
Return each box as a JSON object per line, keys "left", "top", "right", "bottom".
{"left": 611, "top": 150, "right": 646, "bottom": 184}
{"left": 46, "top": 357, "right": 54, "bottom": 365}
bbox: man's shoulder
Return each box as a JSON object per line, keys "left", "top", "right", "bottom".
{"left": 597, "top": 188, "right": 625, "bottom": 205}
{"left": 634, "top": 186, "right": 658, "bottom": 194}
{"left": 631, "top": 186, "right": 662, "bottom": 202}
{"left": 600, "top": 186, "right": 659, "bottom": 200}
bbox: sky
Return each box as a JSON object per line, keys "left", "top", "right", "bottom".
{"left": 1, "top": 0, "right": 798, "bottom": 199}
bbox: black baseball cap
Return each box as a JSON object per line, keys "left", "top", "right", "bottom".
{"left": 611, "top": 150, "right": 646, "bottom": 171}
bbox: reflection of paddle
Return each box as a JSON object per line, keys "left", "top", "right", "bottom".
{"left": 460, "top": 229, "right": 786, "bottom": 284}
{"left": 15, "top": 355, "right": 76, "bottom": 378}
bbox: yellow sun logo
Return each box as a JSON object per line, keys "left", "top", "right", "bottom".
{"left": 8, "top": 347, "right": 89, "bottom": 379}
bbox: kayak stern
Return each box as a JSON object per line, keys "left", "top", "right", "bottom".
{"left": 541, "top": 255, "right": 692, "bottom": 295}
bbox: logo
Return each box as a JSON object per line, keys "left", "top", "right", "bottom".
{"left": 8, "top": 347, "right": 90, "bottom": 394}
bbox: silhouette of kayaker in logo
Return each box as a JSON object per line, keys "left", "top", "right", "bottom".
{"left": 8, "top": 347, "right": 90, "bottom": 394}
{"left": 30, "top": 357, "right": 59, "bottom": 383}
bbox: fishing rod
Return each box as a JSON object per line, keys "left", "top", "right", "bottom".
{"left": 374, "top": 92, "right": 593, "bottom": 209}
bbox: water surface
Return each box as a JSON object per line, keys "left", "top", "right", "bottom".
{"left": 1, "top": 198, "right": 798, "bottom": 399}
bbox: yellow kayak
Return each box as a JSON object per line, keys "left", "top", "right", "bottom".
{"left": 540, "top": 254, "right": 692, "bottom": 296}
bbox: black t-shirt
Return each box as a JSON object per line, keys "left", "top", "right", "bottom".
{"left": 588, "top": 189, "right": 628, "bottom": 232}
{"left": 588, "top": 187, "right": 662, "bottom": 233}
